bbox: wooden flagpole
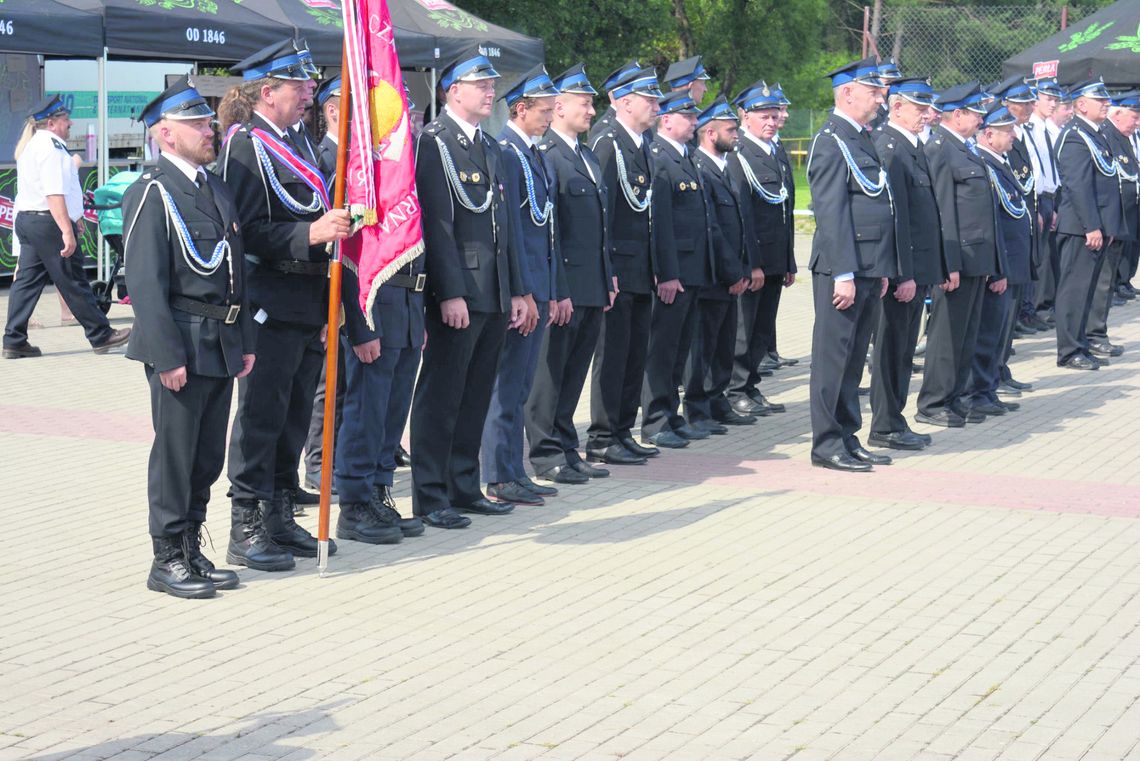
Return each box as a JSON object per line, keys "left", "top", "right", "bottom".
{"left": 318, "top": 44, "right": 353, "bottom": 576}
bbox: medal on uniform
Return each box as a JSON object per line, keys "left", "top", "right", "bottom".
{"left": 472, "top": 172, "right": 481, "bottom": 183}
{"left": 459, "top": 171, "right": 468, "bottom": 182}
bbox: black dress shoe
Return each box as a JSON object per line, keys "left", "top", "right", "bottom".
{"left": 516, "top": 476, "right": 557, "bottom": 496}
{"left": 674, "top": 423, "right": 710, "bottom": 440}
{"left": 394, "top": 444, "right": 411, "bottom": 468}
{"left": 997, "top": 400, "right": 1020, "bottom": 412}
{"left": 2, "top": 342, "right": 42, "bottom": 359}
{"left": 747, "top": 392, "right": 786, "bottom": 413}
{"left": 692, "top": 419, "right": 729, "bottom": 435}
{"left": 907, "top": 429, "right": 933, "bottom": 446}
{"left": 811, "top": 452, "right": 873, "bottom": 472}
{"left": 1088, "top": 340, "right": 1124, "bottom": 357}
{"left": 759, "top": 355, "right": 781, "bottom": 372}
{"left": 487, "top": 482, "right": 545, "bottom": 505}
{"left": 647, "top": 430, "right": 689, "bottom": 448}
{"left": 569, "top": 459, "right": 610, "bottom": 478}
{"left": 618, "top": 436, "right": 660, "bottom": 458}
{"left": 848, "top": 445, "right": 892, "bottom": 465}
{"left": 868, "top": 431, "right": 926, "bottom": 451}
{"left": 1015, "top": 319, "right": 1038, "bottom": 334}
{"left": 291, "top": 485, "right": 322, "bottom": 507}
{"left": 970, "top": 400, "right": 1006, "bottom": 416}
{"left": 772, "top": 352, "right": 798, "bottom": 366}
{"left": 457, "top": 497, "right": 515, "bottom": 515}
{"left": 1005, "top": 377, "right": 1033, "bottom": 391}
{"left": 1059, "top": 354, "right": 1099, "bottom": 370}
{"left": 731, "top": 398, "right": 770, "bottom": 417}
{"left": 914, "top": 410, "right": 966, "bottom": 428}
{"left": 92, "top": 327, "right": 131, "bottom": 355}
{"left": 1027, "top": 315, "right": 1052, "bottom": 331}
{"left": 419, "top": 508, "right": 471, "bottom": 530}
{"left": 303, "top": 472, "right": 338, "bottom": 499}
{"left": 950, "top": 401, "right": 986, "bottom": 423}
{"left": 537, "top": 465, "right": 589, "bottom": 484}
{"left": 996, "top": 384, "right": 1022, "bottom": 398}
{"left": 713, "top": 409, "right": 757, "bottom": 425}
{"left": 587, "top": 444, "right": 647, "bottom": 465}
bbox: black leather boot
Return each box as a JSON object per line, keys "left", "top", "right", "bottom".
{"left": 371, "top": 485, "right": 425, "bottom": 537}
{"left": 227, "top": 498, "right": 295, "bottom": 571}
{"left": 147, "top": 537, "right": 215, "bottom": 599}
{"left": 265, "top": 491, "right": 333, "bottom": 558}
{"left": 336, "top": 501, "right": 403, "bottom": 544}
{"left": 184, "top": 523, "right": 239, "bottom": 590}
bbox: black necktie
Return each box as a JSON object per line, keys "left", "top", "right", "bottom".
{"left": 1043, "top": 128, "right": 1058, "bottom": 178}
{"left": 197, "top": 171, "right": 217, "bottom": 206}
{"left": 470, "top": 130, "right": 487, "bottom": 173}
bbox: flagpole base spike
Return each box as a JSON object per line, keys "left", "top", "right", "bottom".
{"left": 317, "top": 540, "right": 330, "bottom": 577}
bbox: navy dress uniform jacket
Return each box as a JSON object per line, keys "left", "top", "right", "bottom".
{"left": 415, "top": 112, "right": 526, "bottom": 313}
{"left": 1101, "top": 120, "right": 1140, "bottom": 241}
{"left": 874, "top": 124, "right": 948, "bottom": 287}
{"left": 807, "top": 115, "right": 896, "bottom": 278}
{"left": 649, "top": 139, "right": 715, "bottom": 287}
{"left": 123, "top": 156, "right": 255, "bottom": 375}
{"left": 538, "top": 132, "right": 614, "bottom": 308}
{"left": 499, "top": 127, "right": 565, "bottom": 303}
{"left": 692, "top": 150, "right": 752, "bottom": 298}
{"left": 728, "top": 137, "right": 795, "bottom": 276}
{"left": 923, "top": 125, "right": 1005, "bottom": 278}
{"left": 220, "top": 113, "right": 330, "bottom": 327}
{"left": 980, "top": 150, "right": 1034, "bottom": 286}
{"left": 592, "top": 124, "right": 654, "bottom": 294}
{"left": 1056, "top": 117, "right": 1126, "bottom": 240}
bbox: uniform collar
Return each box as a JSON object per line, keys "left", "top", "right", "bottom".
{"left": 1076, "top": 114, "right": 1102, "bottom": 133}
{"left": 832, "top": 107, "right": 868, "bottom": 133}
{"left": 886, "top": 121, "right": 919, "bottom": 147}
{"left": 507, "top": 120, "right": 535, "bottom": 148}
{"left": 977, "top": 143, "right": 1005, "bottom": 163}
{"left": 253, "top": 110, "right": 290, "bottom": 138}
{"left": 444, "top": 106, "right": 481, "bottom": 143}
{"left": 161, "top": 151, "right": 204, "bottom": 184}
{"left": 942, "top": 124, "right": 969, "bottom": 144}
{"left": 550, "top": 126, "right": 581, "bottom": 152}
{"left": 742, "top": 129, "right": 773, "bottom": 154}
{"left": 657, "top": 133, "right": 688, "bottom": 157}
{"left": 698, "top": 146, "right": 726, "bottom": 171}
{"left": 615, "top": 116, "right": 644, "bottom": 149}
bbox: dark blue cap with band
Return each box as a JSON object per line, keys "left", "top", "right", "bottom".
{"left": 877, "top": 58, "right": 902, "bottom": 80}
{"left": 993, "top": 74, "right": 1035, "bottom": 103}
{"left": 552, "top": 64, "right": 597, "bottom": 96}
{"left": 736, "top": 81, "right": 780, "bottom": 111}
{"left": 658, "top": 90, "right": 700, "bottom": 116}
{"left": 1031, "top": 77, "right": 1063, "bottom": 98}
{"left": 316, "top": 76, "right": 341, "bottom": 107}
{"left": 982, "top": 104, "right": 1016, "bottom": 128}
{"left": 611, "top": 67, "right": 664, "bottom": 100}
{"left": 440, "top": 45, "right": 501, "bottom": 91}
{"left": 889, "top": 76, "right": 935, "bottom": 105}
{"left": 1111, "top": 90, "right": 1140, "bottom": 109}
{"left": 29, "top": 94, "right": 68, "bottom": 122}
{"left": 602, "top": 60, "right": 642, "bottom": 94}
{"left": 231, "top": 38, "right": 312, "bottom": 81}
{"left": 827, "top": 57, "right": 886, "bottom": 88}
{"left": 696, "top": 96, "right": 737, "bottom": 128}
{"left": 295, "top": 39, "right": 320, "bottom": 77}
{"left": 771, "top": 82, "right": 791, "bottom": 106}
{"left": 664, "top": 56, "right": 711, "bottom": 90}
{"left": 501, "top": 64, "right": 559, "bottom": 106}
{"left": 1071, "top": 78, "right": 1111, "bottom": 100}
{"left": 140, "top": 76, "right": 215, "bottom": 128}
{"left": 939, "top": 81, "right": 988, "bottom": 113}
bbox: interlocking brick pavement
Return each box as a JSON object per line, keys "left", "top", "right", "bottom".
{"left": 2, "top": 238, "right": 1139, "bottom": 761}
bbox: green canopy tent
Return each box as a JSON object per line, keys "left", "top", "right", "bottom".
{"left": 1003, "top": 0, "right": 1140, "bottom": 86}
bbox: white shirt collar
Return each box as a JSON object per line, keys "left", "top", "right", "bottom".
{"left": 977, "top": 143, "right": 1005, "bottom": 163}
{"left": 550, "top": 126, "right": 581, "bottom": 152}
{"left": 253, "top": 110, "right": 289, "bottom": 138}
{"left": 942, "top": 125, "right": 969, "bottom": 144}
{"left": 833, "top": 107, "right": 868, "bottom": 133}
{"left": 742, "top": 129, "right": 773, "bottom": 154}
{"left": 615, "top": 116, "right": 644, "bottom": 149}
{"left": 886, "top": 122, "right": 919, "bottom": 147}
{"left": 162, "top": 151, "right": 203, "bottom": 183}
{"left": 325, "top": 132, "right": 339, "bottom": 146}
{"left": 698, "top": 146, "right": 726, "bottom": 171}
{"left": 1076, "top": 114, "right": 1101, "bottom": 132}
{"left": 657, "top": 133, "right": 687, "bottom": 157}
{"left": 507, "top": 120, "right": 535, "bottom": 148}
{"left": 444, "top": 105, "right": 480, "bottom": 142}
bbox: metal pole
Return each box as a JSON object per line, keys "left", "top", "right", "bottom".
{"left": 97, "top": 48, "right": 109, "bottom": 282}
{"left": 430, "top": 68, "right": 438, "bottom": 120}
{"left": 862, "top": 6, "right": 870, "bottom": 59}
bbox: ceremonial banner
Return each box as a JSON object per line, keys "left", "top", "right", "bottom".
{"left": 340, "top": 0, "right": 424, "bottom": 328}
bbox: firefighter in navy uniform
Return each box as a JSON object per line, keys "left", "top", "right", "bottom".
{"left": 410, "top": 45, "right": 528, "bottom": 529}
{"left": 480, "top": 64, "right": 564, "bottom": 506}
{"left": 806, "top": 58, "right": 896, "bottom": 473}
{"left": 686, "top": 97, "right": 752, "bottom": 432}
{"left": 640, "top": 90, "right": 720, "bottom": 446}
{"left": 123, "top": 78, "right": 254, "bottom": 598}
{"left": 1053, "top": 78, "right": 1127, "bottom": 370}
{"left": 585, "top": 67, "right": 664, "bottom": 465}
{"left": 868, "top": 77, "right": 945, "bottom": 451}
{"left": 588, "top": 60, "right": 643, "bottom": 147}
{"left": 726, "top": 82, "right": 794, "bottom": 419}
{"left": 528, "top": 64, "right": 619, "bottom": 477}
{"left": 222, "top": 39, "right": 351, "bottom": 570}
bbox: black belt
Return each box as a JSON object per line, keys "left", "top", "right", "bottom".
{"left": 245, "top": 255, "right": 328, "bottom": 276}
{"left": 171, "top": 295, "right": 241, "bottom": 324}
{"left": 387, "top": 272, "right": 426, "bottom": 292}
{"left": 19, "top": 210, "right": 54, "bottom": 216}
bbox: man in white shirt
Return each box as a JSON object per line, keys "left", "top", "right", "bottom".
{"left": 3, "top": 96, "right": 130, "bottom": 358}
{"left": 1025, "top": 78, "right": 1063, "bottom": 325}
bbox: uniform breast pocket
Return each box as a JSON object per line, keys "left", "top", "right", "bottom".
{"left": 849, "top": 156, "right": 882, "bottom": 189}
{"left": 952, "top": 165, "right": 984, "bottom": 183}
{"left": 854, "top": 224, "right": 882, "bottom": 242}
{"left": 567, "top": 177, "right": 595, "bottom": 197}
{"left": 462, "top": 241, "right": 486, "bottom": 269}
{"left": 910, "top": 173, "right": 932, "bottom": 188}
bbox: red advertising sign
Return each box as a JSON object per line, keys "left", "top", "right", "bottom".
{"left": 1033, "top": 60, "right": 1059, "bottom": 79}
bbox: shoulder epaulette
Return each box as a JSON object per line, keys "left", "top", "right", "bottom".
{"left": 424, "top": 122, "right": 442, "bottom": 135}
{"left": 51, "top": 137, "right": 68, "bottom": 151}
{"left": 538, "top": 143, "right": 550, "bottom": 151}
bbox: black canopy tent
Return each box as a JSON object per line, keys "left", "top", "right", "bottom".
{"left": 0, "top": 0, "right": 103, "bottom": 58}
{"left": 1003, "top": 0, "right": 1140, "bottom": 86}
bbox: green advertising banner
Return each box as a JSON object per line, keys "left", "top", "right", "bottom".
{"left": 55, "top": 91, "right": 159, "bottom": 120}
